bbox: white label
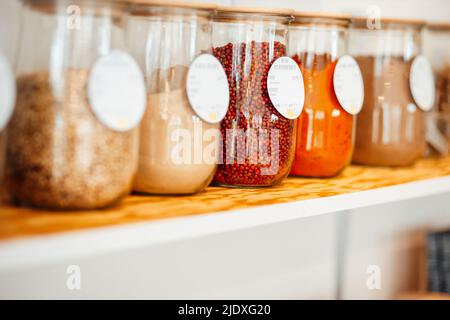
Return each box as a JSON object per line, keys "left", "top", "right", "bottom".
{"left": 186, "top": 54, "right": 229, "bottom": 124}
{"left": 267, "top": 57, "right": 304, "bottom": 119}
{"left": 333, "top": 55, "right": 364, "bottom": 115}
{"left": 410, "top": 55, "right": 435, "bottom": 112}
{"left": 88, "top": 50, "right": 146, "bottom": 132}
{"left": 0, "top": 52, "right": 16, "bottom": 131}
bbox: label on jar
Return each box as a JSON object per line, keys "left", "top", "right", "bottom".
{"left": 186, "top": 53, "right": 230, "bottom": 124}
{"left": 88, "top": 50, "right": 146, "bottom": 132}
{"left": 0, "top": 52, "right": 16, "bottom": 131}
{"left": 409, "top": 55, "right": 435, "bottom": 112}
{"left": 333, "top": 55, "right": 364, "bottom": 115}
{"left": 267, "top": 57, "right": 304, "bottom": 119}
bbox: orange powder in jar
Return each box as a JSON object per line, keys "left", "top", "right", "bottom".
{"left": 290, "top": 53, "right": 355, "bottom": 177}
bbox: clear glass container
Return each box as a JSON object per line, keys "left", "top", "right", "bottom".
{"left": 211, "top": 7, "right": 296, "bottom": 187}
{"left": 4, "top": 0, "right": 140, "bottom": 209}
{"left": 423, "top": 23, "right": 450, "bottom": 155}
{"left": 349, "top": 18, "right": 426, "bottom": 166}
{"left": 0, "top": 6, "right": 19, "bottom": 200}
{"left": 0, "top": 51, "right": 15, "bottom": 202}
{"left": 125, "top": 2, "right": 219, "bottom": 194}
{"left": 289, "top": 13, "right": 354, "bottom": 177}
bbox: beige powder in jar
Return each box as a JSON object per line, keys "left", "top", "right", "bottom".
{"left": 5, "top": 69, "right": 139, "bottom": 209}
{"left": 134, "top": 66, "right": 220, "bottom": 194}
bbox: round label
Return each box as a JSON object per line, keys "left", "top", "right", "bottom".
{"left": 88, "top": 50, "right": 146, "bottom": 132}
{"left": 267, "top": 57, "right": 304, "bottom": 119}
{"left": 0, "top": 52, "right": 16, "bottom": 131}
{"left": 409, "top": 55, "right": 435, "bottom": 111}
{"left": 333, "top": 55, "right": 364, "bottom": 115}
{"left": 186, "top": 54, "right": 229, "bottom": 124}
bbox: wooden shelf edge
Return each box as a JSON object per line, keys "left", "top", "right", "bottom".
{"left": 0, "top": 174, "right": 449, "bottom": 273}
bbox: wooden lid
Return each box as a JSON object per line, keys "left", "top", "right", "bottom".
{"left": 290, "top": 11, "right": 350, "bottom": 26}
{"left": 125, "top": 0, "right": 216, "bottom": 11}
{"left": 351, "top": 16, "right": 426, "bottom": 29}
{"left": 23, "top": 0, "right": 215, "bottom": 14}
{"left": 22, "top": 0, "right": 126, "bottom": 16}
{"left": 214, "top": 5, "right": 293, "bottom": 22}
{"left": 426, "top": 21, "right": 450, "bottom": 31}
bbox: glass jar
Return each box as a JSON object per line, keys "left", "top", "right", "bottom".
{"left": 423, "top": 23, "right": 450, "bottom": 155}
{"left": 126, "top": 2, "right": 222, "bottom": 194}
{"left": 4, "top": 0, "right": 144, "bottom": 209}
{"left": 289, "top": 13, "right": 355, "bottom": 177}
{"left": 349, "top": 18, "right": 427, "bottom": 166}
{"left": 0, "top": 50, "right": 16, "bottom": 200}
{"left": 211, "top": 7, "right": 297, "bottom": 187}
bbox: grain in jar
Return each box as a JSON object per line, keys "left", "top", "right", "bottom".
{"left": 3, "top": 0, "right": 146, "bottom": 209}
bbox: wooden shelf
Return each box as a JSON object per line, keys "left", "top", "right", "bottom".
{"left": 1, "top": 156, "right": 450, "bottom": 243}
{"left": 0, "top": 156, "right": 449, "bottom": 272}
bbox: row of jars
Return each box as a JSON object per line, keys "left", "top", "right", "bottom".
{"left": 0, "top": 0, "right": 447, "bottom": 210}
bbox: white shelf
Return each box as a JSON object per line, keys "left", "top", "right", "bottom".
{"left": 0, "top": 175, "right": 449, "bottom": 273}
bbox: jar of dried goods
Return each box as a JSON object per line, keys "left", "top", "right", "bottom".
{"left": 126, "top": 1, "right": 229, "bottom": 194}
{"left": 0, "top": 51, "right": 16, "bottom": 200}
{"left": 212, "top": 7, "right": 304, "bottom": 187}
{"left": 423, "top": 22, "right": 450, "bottom": 156}
{"left": 350, "top": 18, "right": 434, "bottom": 166}
{"left": 4, "top": 0, "right": 146, "bottom": 209}
{"left": 289, "top": 13, "right": 364, "bottom": 177}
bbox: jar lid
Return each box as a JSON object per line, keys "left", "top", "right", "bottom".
{"left": 23, "top": 0, "right": 126, "bottom": 16}
{"left": 126, "top": 0, "right": 216, "bottom": 11}
{"left": 351, "top": 16, "right": 426, "bottom": 29}
{"left": 23, "top": 0, "right": 215, "bottom": 15}
{"left": 426, "top": 21, "right": 450, "bottom": 31}
{"left": 214, "top": 5, "right": 293, "bottom": 23}
{"left": 290, "top": 11, "right": 350, "bottom": 27}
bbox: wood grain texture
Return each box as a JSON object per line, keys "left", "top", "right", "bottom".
{"left": 0, "top": 156, "right": 450, "bottom": 241}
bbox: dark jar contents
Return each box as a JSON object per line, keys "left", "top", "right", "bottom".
{"left": 212, "top": 41, "right": 296, "bottom": 187}
{"left": 353, "top": 56, "right": 425, "bottom": 166}
{"left": 434, "top": 66, "right": 450, "bottom": 147}
{"left": 290, "top": 53, "right": 354, "bottom": 177}
{"left": 4, "top": 70, "right": 139, "bottom": 210}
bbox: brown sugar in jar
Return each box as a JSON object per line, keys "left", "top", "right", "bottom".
{"left": 353, "top": 56, "right": 425, "bottom": 166}
{"left": 350, "top": 18, "right": 428, "bottom": 166}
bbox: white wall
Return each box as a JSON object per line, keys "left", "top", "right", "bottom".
{"left": 236, "top": 0, "right": 450, "bottom": 21}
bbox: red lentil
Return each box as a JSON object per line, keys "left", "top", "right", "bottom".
{"left": 212, "top": 41, "right": 296, "bottom": 186}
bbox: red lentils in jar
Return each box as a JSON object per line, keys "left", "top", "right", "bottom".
{"left": 211, "top": 8, "right": 302, "bottom": 187}
{"left": 212, "top": 40, "right": 297, "bottom": 187}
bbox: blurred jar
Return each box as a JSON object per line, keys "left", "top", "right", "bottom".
{"left": 349, "top": 18, "right": 430, "bottom": 166}
{"left": 289, "top": 13, "right": 357, "bottom": 177}
{"left": 4, "top": 0, "right": 146, "bottom": 209}
{"left": 212, "top": 7, "right": 301, "bottom": 187}
{"left": 0, "top": 51, "right": 16, "bottom": 193}
{"left": 423, "top": 22, "right": 450, "bottom": 156}
{"left": 126, "top": 2, "right": 226, "bottom": 194}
